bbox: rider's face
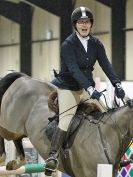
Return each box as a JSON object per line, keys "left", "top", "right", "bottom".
{"left": 76, "top": 18, "right": 92, "bottom": 37}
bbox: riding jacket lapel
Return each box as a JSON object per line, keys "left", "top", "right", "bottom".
{"left": 73, "top": 33, "right": 87, "bottom": 54}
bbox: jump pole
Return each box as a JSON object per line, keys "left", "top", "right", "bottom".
{"left": 0, "top": 163, "right": 46, "bottom": 175}
{"left": 97, "top": 164, "right": 113, "bottom": 177}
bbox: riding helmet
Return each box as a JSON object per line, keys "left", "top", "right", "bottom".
{"left": 71, "top": 6, "right": 94, "bottom": 25}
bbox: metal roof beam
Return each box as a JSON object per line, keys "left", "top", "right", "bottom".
{"left": 24, "top": 0, "right": 61, "bottom": 16}
{"left": 0, "top": 1, "right": 21, "bottom": 23}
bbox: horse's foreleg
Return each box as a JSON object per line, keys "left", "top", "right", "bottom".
{"left": 6, "top": 138, "right": 26, "bottom": 170}
{"left": 0, "top": 136, "right": 6, "bottom": 165}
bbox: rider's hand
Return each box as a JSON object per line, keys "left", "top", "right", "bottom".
{"left": 87, "top": 86, "right": 101, "bottom": 100}
{"left": 115, "top": 83, "right": 125, "bottom": 99}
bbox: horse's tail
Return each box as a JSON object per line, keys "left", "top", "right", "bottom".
{"left": 0, "top": 72, "right": 26, "bottom": 106}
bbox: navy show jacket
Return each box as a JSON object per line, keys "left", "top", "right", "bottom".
{"left": 52, "top": 32, "right": 120, "bottom": 91}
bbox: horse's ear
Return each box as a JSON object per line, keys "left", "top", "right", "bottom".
{"left": 127, "top": 99, "right": 133, "bottom": 107}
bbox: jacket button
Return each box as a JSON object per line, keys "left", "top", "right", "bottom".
{"left": 86, "top": 58, "right": 89, "bottom": 60}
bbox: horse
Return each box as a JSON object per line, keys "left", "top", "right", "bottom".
{"left": 0, "top": 72, "right": 133, "bottom": 177}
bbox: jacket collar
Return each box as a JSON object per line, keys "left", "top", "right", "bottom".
{"left": 73, "top": 32, "right": 88, "bottom": 53}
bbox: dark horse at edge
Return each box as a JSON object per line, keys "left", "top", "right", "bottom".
{"left": 0, "top": 72, "right": 133, "bottom": 177}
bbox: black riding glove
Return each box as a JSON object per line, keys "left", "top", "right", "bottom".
{"left": 87, "top": 86, "right": 101, "bottom": 100}
{"left": 115, "top": 83, "right": 125, "bottom": 99}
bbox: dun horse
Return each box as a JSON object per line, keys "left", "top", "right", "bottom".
{"left": 0, "top": 72, "right": 133, "bottom": 177}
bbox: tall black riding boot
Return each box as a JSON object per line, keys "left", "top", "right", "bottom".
{"left": 45, "top": 127, "right": 66, "bottom": 176}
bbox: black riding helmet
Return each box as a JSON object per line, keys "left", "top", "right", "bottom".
{"left": 71, "top": 6, "right": 93, "bottom": 27}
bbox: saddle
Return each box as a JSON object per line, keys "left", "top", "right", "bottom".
{"left": 46, "top": 90, "right": 102, "bottom": 147}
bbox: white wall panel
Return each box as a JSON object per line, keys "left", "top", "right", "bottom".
{"left": 32, "top": 7, "right": 60, "bottom": 80}
{"left": 0, "top": 16, "right": 19, "bottom": 44}
{"left": 126, "top": 0, "right": 133, "bottom": 80}
{"left": 32, "top": 7, "right": 60, "bottom": 40}
{"left": 32, "top": 40, "right": 59, "bottom": 81}
{"left": 126, "top": 31, "right": 133, "bottom": 80}
{"left": 93, "top": 2, "right": 111, "bottom": 32}
{"left": 126, "top": 0, "right": 133, "bottom": 28}
{"left": 75, "top": 0, "right": 95, "bottom": 9}
{"left": 0, "top": 46, "right": 20, "bottom": 76}
{"left": 93, "top": 34, "right": 111, "bottom": 81}
{"left": 0, "top": 16, "right": 20, "bottom": 77}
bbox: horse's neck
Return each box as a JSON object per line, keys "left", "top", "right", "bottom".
{"left": 111, "top": 107, "right": 133, "bottom": 165}
{"left": 124, "top": 107, "right": 133, "bottom": 138}
{"left": 115, "top": 106, "right": 133, "bottom": 137}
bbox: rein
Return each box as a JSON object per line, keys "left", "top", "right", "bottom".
{"left": 56, "top": 89, "right": 107, "bottom": 119}
{"left": 98, "top": 124, "right": 112, "bottom": 164}
{"left": 110, "top": 112, "right": 132, "bottom": 169}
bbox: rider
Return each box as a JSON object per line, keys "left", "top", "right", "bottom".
{"left": 45, "top": 6, "right": 125, "bottom": 175}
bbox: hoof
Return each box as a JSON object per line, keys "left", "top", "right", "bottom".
{"left": 45, "top": 159, "right": 58, "bottom": 176}
{"left": 6, "top": 160, "right": 17, "bottom": 170}
{"left": 0, "top": 153, "right": 6, "bottom": 166}
{"left": 6, "top": 159, "right": 26, "bottom": 170}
